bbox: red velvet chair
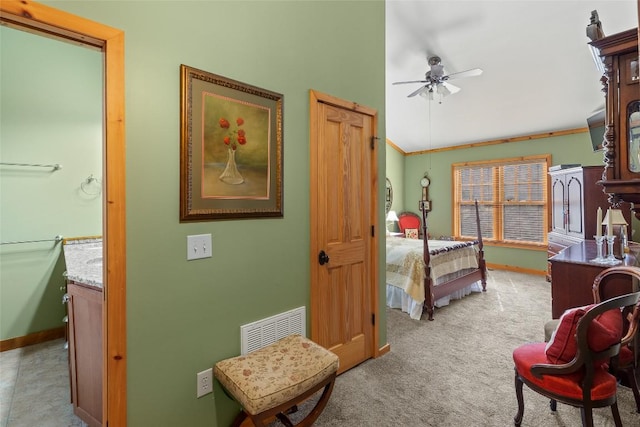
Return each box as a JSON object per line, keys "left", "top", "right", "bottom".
{"left": 543, "top": 266, "right": 640, "bottom": 413}
{"left": 397, "top": 212, "right": 421, "bottom": 238}
{"left": 513, "top": 291, "right": 640, "bottom": 427}
{"left": 592, "top": 266, "right": 640, "bottom": 413}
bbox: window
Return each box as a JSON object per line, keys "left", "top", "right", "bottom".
{"left": 453, "top": 155, "right": 550, "bottom": 247}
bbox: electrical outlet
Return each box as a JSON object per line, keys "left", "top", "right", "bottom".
{"left": 196, "top": 368, "right": 213, "bottom": 398}
{"left": 187, "top": 234, "right": 212, "bottom": 261}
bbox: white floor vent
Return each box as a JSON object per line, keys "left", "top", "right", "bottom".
{"left": 240, "top": 306, "right": 306, "bottom": 355}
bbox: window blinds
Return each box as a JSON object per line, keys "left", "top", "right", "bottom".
{"left": 454, "top": 156, "right": 549, "bottom": 245}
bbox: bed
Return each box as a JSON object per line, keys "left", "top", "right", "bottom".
{"left": 386, "top": 201, "right": 487, "bottom": 320}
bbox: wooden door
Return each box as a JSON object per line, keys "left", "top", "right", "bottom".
{"left": 309, "top": 90, "right": 378, "bottom": 374}
{"left": 566, "top": 171, "right": 585, "bottom": 238}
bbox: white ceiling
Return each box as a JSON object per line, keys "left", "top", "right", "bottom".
{"left": 385, "top": 0, "right": 638, "bottom": 153}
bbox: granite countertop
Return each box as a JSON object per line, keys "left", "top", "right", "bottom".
{"left": 62, "top": 237, "right": 103, "bottom": 289}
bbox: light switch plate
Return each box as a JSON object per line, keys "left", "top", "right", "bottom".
{"left": 187, "top": 234, "right": 212, "bottom": 261}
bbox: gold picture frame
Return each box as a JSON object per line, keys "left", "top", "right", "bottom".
{"left": 180, "top": 65, "right": 283, "bottom": 221}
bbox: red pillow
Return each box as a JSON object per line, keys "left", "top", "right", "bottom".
{"left": 545, "top": 304, "right": 622, "bottom": 364}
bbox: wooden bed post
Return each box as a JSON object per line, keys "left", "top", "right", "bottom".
{"left": 420, "top": 202, "right": 436, "bottom": 321}
{"left": 420, "top": 200, "right": 487, "bottom": 321}
{"left": 475, "top": 200, "right": 487, "bottom": 291}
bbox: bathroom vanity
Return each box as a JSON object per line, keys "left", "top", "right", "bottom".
{"left": 63, "top": 238, "right": 103, "bottom": 427}
{"left": 67, "top": 281, "right": 102, "bottom": 426}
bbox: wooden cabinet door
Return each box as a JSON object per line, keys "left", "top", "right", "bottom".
{"left": 550, "top": 175, "right": 566, "bottom": 234}
{"left": 619, "top": 51, "right": 640, "bottom": 180}
{"left": 565, "top": 171, "right": 585, "bottom": 238}
{"left": 68, "top": 283, "right": 103, "bottom": 427}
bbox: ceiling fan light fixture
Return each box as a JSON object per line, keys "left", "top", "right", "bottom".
{"left": 436, "top": 84, "right": 450, "bottom": 97}
{"left": 395, "top": 54, "right": 481, "bottom": 102}
{"left": 419, "top": 87, "right": 435, "bottom": 101}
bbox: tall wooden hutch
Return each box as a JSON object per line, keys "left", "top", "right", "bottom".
{"left": 590, "top": 28, "right": 640, "bottom": 215}
{"left": 547, "top": 25, "right": 639, "bottom": 316}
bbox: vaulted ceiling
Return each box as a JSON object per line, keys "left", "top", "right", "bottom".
{"left": 385, "top": 1, "right": 638, "bottom": 153}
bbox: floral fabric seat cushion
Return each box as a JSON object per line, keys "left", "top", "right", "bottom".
{"left": 213, "top": 334, "right": 339, "bottom": 415}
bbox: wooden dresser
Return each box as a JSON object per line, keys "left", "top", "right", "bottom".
{"left": 548, "top": 240, "right": 640, "bottom": 318}
{"left": 547, "top": 165, "right": 631, "bottom": 280}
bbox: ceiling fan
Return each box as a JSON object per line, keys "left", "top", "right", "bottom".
{"left": 393, "top": 55, "right": 483, "bottom": 101}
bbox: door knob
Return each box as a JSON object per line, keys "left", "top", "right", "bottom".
{"left": 318, "top": 250, "right": 330, "bottom": 265}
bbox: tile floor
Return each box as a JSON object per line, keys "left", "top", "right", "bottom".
{"left": 0, "top": 339, "right": 86, "bottom": 427}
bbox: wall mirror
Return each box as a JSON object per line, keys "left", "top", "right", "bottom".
{"left": 385, "top": 177, "right": 393, "bottom": 214}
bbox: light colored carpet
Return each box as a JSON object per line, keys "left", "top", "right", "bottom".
{"left": 285, "top": 269, "right": 640, "bottom": 426}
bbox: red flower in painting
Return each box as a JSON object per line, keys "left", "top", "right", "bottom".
{"left": 219, "top": 117, "right": 247, "bottom": 150}
{"left": 237, "top": 129, "right": 247, "bottom": 145}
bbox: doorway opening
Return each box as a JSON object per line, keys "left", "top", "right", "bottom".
{"left": 0, "top": 2, "right": 126, "bottom": 425}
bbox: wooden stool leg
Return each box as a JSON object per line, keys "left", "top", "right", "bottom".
{"left": 230, "top": 410, "right": 248, "bottom": 427}
{"left": 238, "top": 373, "right": 336, "bottom": 427}
{"left": 247, "top": 415, "right": 269, "bottom": 427}
{"left": 275, "top": 413, "right": 295, "bottom": 427}
{"left": 296, "top": 378, "right": 335, "bottom": 427}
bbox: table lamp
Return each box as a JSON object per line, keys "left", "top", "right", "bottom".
{"left": 386, "top": 210, "right": 399, "bottom": 234}
{"left": 601, "top": 208, "right": 629, "bottom": 258}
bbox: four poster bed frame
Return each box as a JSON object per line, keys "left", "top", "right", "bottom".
{"left": 419, "top": 200, "right": 487, "bottom": 320}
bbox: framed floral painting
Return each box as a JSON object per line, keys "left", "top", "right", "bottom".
{"left": 180, "top": 65, "right": 283, "bottom": 221}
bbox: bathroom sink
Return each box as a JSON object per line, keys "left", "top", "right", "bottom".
{"left": 62, "top": 238, "right": 104, "bottom": 288}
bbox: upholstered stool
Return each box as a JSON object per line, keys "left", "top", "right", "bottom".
{"left": 214, "top": 334, "right": 339, "bottom": 427}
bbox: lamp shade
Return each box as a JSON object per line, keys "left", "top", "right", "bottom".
{"left": 436, "top": 84, "right": 450, "bottom": 96}
{"left": 602, "top": 209, "right": 628, "bottom": 226}
{"left": 419, "top": 88, "right": 434, "bottom": 101}
{"left": 386, "top": 210, "right": 399, "bottom": 222}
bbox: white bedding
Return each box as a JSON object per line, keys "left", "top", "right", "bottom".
{"left": 386, "top": 275, "right": 483, "bottom": 320}
{"left": 385, "top": 237, "right": 482, "bottom": 320}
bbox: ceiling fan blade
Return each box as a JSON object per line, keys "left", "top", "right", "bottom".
{"left": 444, "top": 68, "right": 483, "bottom": 81}
{"left": 442, "top": 82, "right": 461, "bottom": 94}
{"left": 407, "top": 85, "right": 430, "bottom": 98}
{"left": 392, "top": 80, "right": 429, "bottom": 85}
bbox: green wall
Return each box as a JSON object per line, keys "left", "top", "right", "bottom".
{"left": 0, "top": 27, "right": 103, "bottom": 340}
{"left": 39, "top": 1, "right": 386, "bottom": 426}
{"left": 385, "top": 143, "right": 404, "bottom": 231}
{"left": 401, "top": 132, "right": 616, "bottom": 272}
